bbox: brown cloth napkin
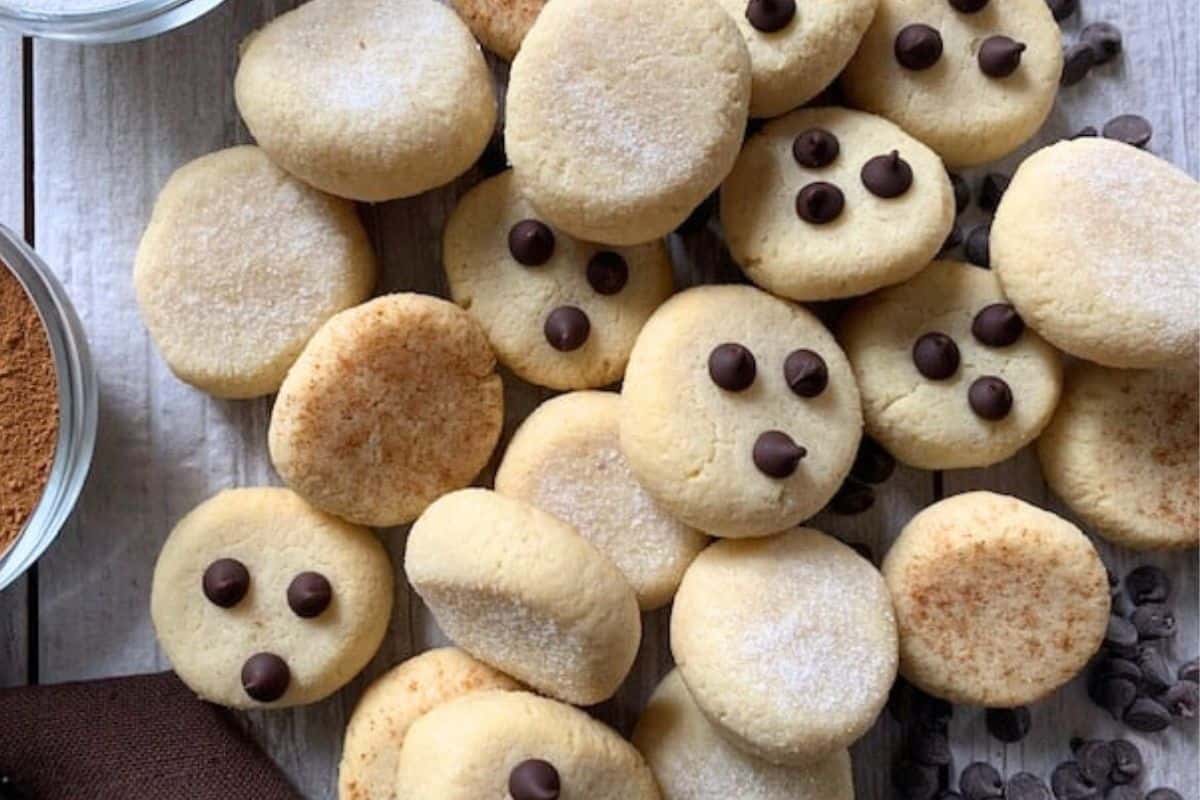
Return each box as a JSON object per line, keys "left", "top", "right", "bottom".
{"left": 0, "top": 671, "right": 301, "bottom": 800}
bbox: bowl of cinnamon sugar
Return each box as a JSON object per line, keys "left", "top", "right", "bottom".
{"left": 0, "top": 225, "right": 96, "bottom": 591}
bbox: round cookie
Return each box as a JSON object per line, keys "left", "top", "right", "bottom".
{"left": 712, "top": 0, "right": 878, "bottom": 118}
{"left": 495, "top": 391, "right": 709, "bottom": 610}
{"left": 506, "top": 0, "right": 752, "bottom": 245}
{"left": 842, "top": 0, "right": 1062, "bottom": 167}
{"left": 633, "top": 670, "right": 855, "bottom": 799}
{"left": 395, "top": 690, "right": 660, "bottom": 800}
{"left": 405, "top": 488, "right": 641, "bottom": 705}
{"left": 338, "top": 648, "right": 520, "bottom": 800}
{"left": 235, "top": 0, "right": 495, "bottom": 202}
{"left": 134, "top": 146, "right": 375, "bottom": 399}
{"left": 269, "top": 294, "right": 503, "bottom": 527}
{"left": 840, "top": 259, "right": 1062, "bottom": 470}
{"left": 150, "top": 488, "right": 393, "bottom": 709}
{"left": 449, "top": 0, "right": 544, "bottom": 60}
{"left": 672, "top": 528, "right": 897, "bottom": 765}
{"left": 721, "top": 106, "right": 954, "bottom": 301}
{"left": 883, "top": 491, "right": 1110, "bottom": 706}
{"left": 443, "top": 171, "right": 675, "bottom": 390}
{"left": 621, "top": 284, "right": 862, "bottom": 539}
{"left": 1038, "top": 364, "right": 1199, "bottom": 551}
{"left": 993, "top": 138, "right": 1200, "bottom": 368}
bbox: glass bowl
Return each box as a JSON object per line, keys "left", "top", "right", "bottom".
{"left": 0, "top": 225, "right": 97, "bottom": 592}
{"left": 0, "top": 0, "right": 226, "bottom": 43}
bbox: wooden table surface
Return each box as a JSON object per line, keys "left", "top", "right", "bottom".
{"left": 0, "top": 1, "right": 1197, "bottom": 798}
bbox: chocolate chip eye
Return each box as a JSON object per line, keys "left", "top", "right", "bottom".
{"left": 968, "top": 376, "right": 1013, "bottom": 419}
{"left": 978, "top": 35, "right": 1026, "bottom": 77}
{"left": 202, "top": 558, "right": 250, "bottom": 608}
{"left": 895, "top": 24, "right": 943, "bottom": 70}
{"left": 753, "top": 430, "right": 807, "bottom": 478}
{"left": 544, "top": 306, "right": 589, "bottom": 351}
{"left": 708, "top": 343, "right": 757, "bottom": 391}
{"left": 509, "top": 759, "right": 561, "bottom": 800}
{"left": 795, "top": 182, "right": 844, "bottom": 224}
{"left": 949, "top": 0, "right": 988, "bottom": 12}
{"left": 793, "top": 128, "right": 840, "bottom": 168}
{"left": 912, "top": 332, "right": 960, "bottom": 380}
{"left": 287, "top": 571, "right": 332, "bottom": 618}
{"left": 508, "top": 220, "right": 555, "bottom": 266}
{"left": 745, "top": 0, "right": 795, "bottom": 33}
{"left": 784, "top": 349, "right": 828, "bottom": 397}
{"left": 861, "top": 151, "right": 914, "bottom": 198}
{"left": 586, "top": 251, "right": 629, "bottom": 295}
{"left": 241, "top": 653, "right": 290, "bottom": 703}
{"left": 972, "top": 303, "right": 1024, "bottom": 347}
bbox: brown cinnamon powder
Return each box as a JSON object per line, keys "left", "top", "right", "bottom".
{"left": 0, "top": 263, "right": 58, "bottom": 554}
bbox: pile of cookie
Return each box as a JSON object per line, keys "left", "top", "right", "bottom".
{"left": 131, "top": 0, "right": 1198, "bottom": 797}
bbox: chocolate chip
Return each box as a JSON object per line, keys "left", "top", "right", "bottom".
{"left": 1008, "top": 772, "right": 1053, "bottom": 800}
{"left": 753, "top": 430, "right": 806, "bottom": 478}
{"left": 1096, "top": 657, "right": 1141, "bottom": 683}
{"left": 913, "top": 333, "right": 960, "bottom": 380}
{"left": 543, "top": 306, "right": 589, "bottom": 351}
{"left": 1124, "top": 565, "right": 1171, "bottom": 605}
{"left": 979, "top": 35, "right": 1026, "bottom": 77}
{"left": 852, "top": 436, "right": 896, "bottom": 484}
{"left": 1051, "top": 762, "right": 1100, "bottom": 800}
{"left": 828, "top": 479, "right": 876, "bottom": 514}
{"left": 1082, "top": 22, "right": 1123, "bottom": 64}
{"left": 784, "top": 349, "right": 828, "bottom": 397}
{"left": 1137, "top": 646, "right": 1174, "bottom": 692}
{"left": 978, "top": 173, "right": 1010, "bottom": 212}
{"left": 939, "top": 224, "right": 963, "bottom": 256}
{"left": 745, "top": 0, "right": 795, "bottom": 32}
{"left": 1102, "top": 115, "right": 1152, "bottom": 149}
{"left": 796, "top": 181, "right": 845, "bottom": 224}
{"left": 202, "top": 559, "right": 250, "bottom": 608}
{"left": 969, "top": 376, "right": 1013, "bottom": 420}
{"left": 793, "top": 128, "right": 840, "bottom": 168}
{"left": 986, "top": 706, "right": 1031, "bottom": 742}
{"left": 241, "top": 653, "right": 290, "bottom": 703}
{"left": 287, "top": 572, "right": 332, "bottom": 618}
{"left": 1105, "top": 615, "right": 1140, "bottom": 650}
{"left": 509, "top": 759, "right": 561, "bottom": 800}
{"left": 1147, "top": 789, "right": 1183, "bottom": 800}
{"left": 1179, "top": 658, "right": 1200, "bottom": 684}
{"left": 676, "top": 192, "right": 718, "bottom": 234}
{"left": 1161, "top": 680, "right": 1198, "bottom": 719}
{"left": 965, "top": 223, "right": 991, "bottom": 267}
{"left": 1072, "top": 126, "right": 1099, "bottom": 139}
{"left": 1124, "top": 697, "right": 1171, "bottom": 732}
{"left": 1045, "top": 0, "right": 1078, "bottom": 22}
{"left": 895, "top": 24, "right": 943, "bottom": 70}
{"left": 1075, "top": 740, "right": 1114, "bottom": 786}
{"left": 508, "top": 220, "right": 555, "bottom": 266}
{"left": 1109, "top": 740, "right": 1143, "bottom": 785}
{"left": 1090, "top": 674, "right": 1138, "bottom": 720}
{"left": 1061, "top": 43, "right": 1096, "bottom": 87}
{"left": 708, "top": 343, "right": 757, "bottom": 391}
{"left": 972, "top": 304, "right": 1024, "bottom": 347}
{"left": 949, "top": 0, "right": 988, "bottom": 12}
{"left": 586, "top": 251, "right": 629, "bottom": 295}
{"left": 961, "top": 762, "right": 1005, "bottom": 800}
{"left": 861, "top": 151, "right": 914, "bottom": 198}
{"left": 894, "top": 759, "right": 940, "bottom": 800}
{"left": 888, "top": 677, "right": 953, "bottom": 729}
{"left": 910, "top": 727, "right": 953, "bottom": 766}
{"left": 1105, "top": 787, "right": 1142, "bottom": 800}
{"left": 1130, "top": 604, "right": 1176, "bottom": 640}
{"left": 949, "top": 172, "right": 970, "bottom": 213}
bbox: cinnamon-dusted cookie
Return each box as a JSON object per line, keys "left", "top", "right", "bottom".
{"left": 449, "top": 0, "right": 545, "bottom": 60}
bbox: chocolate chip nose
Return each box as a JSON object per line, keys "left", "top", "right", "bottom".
{"left": 753, "top": 431, "right": 807, "bottom": 478}
{"left": 241, "top": 653, "right": 290, "bottom": 703}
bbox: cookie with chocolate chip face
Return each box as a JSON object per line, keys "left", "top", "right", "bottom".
{"left": 150, "top": 488, "right": 393, "bottom": 710}
{"left": 840, "top": 260, "right": 1062, "bottom": 470}
{"left": 443, "top": 172, "right": 675, "bottom": 390}
{"left": 842, "top": 0, "right": 1062, "bottom": 166}
{"left": 621, "top": 285, "right": 862, "bottom": 538}
{"left": 721, "top": 107, "right": 954, "bottom": 301}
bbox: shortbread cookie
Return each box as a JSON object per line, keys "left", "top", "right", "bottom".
{"left": 269, "top": 294, "right": 503, "bottom": 527}
{"left": 883, "top": 491, "right": 1109, "bottom": 706}
{"left": 993, "top": 138, "right": 1200, "bottom": 368}
{"left": 842, "top": 0, "right": 1062, "bottom": 166}
{"left": 150, "top": 488, "right": 392, "bottom": 709}
{"left": 236, "top": 0, "right": 495, "bottom": 201}
{"left": 634, "top": 670, "right": 855, "bottom": 799}
{"left": 506, "top": 0, "right": 751, "bottom": 244}
{"left": 396, "top": 691, "right": 660, "bottom": 800}
{"left": 721, "top": 107, "right": 954, "bottom": 301}
{"left": 672, "top": 528, "right": 898, "bottom": 765}
{"left": 496, "top": 391, "right": 708, "bottom": 610}
{"left": 405, "top": 489, "right": 641, "bottom": 705}
{"left": 338, "top": 648, "right": 519, "bottom": 800}
{"left": 134, "top": 146, "right": 375, "bottom": 399}
{"left": 443, "top": 171, "right": 675, "bottom": 389}
{"left": 449, "top": 0, "right": 544, "bottom": 60}
{"left": 1038, "top": 364, "right": 1199, "bottom": 551}
{"left": 840, "top": 260, "right": 1062, "bottom": 470}
{"left": 713, "top": 0, "right": 877, "bottom": 118}
{"left": 621, "top": 285, "right": 862, "bottom": 538}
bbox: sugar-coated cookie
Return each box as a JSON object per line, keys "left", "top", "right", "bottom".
{"left": 443, "top": 171, "right": 675, "bottom": 390}
{"left": 134, "top": 146, "right": 375, "bottom": 399}
{"left": 395, "top": 690, "right": 661, "bottom": 800}
{"left": 269, "top": 294, "right": 503, "bottom": 527}
{"left": 842, "top": 0, "right": 1062, "bottom": 167}
{"left": 496, "top": 391, "right": 709, "bottom": 610}
{"left": 506, "top": 0, "right": 751, "bottom": 245}
{"left": 993, "top": 138, "right": 1200, "bottom": 368}
{"left": 883, "top": 491, "right": 1109, "bottom": 706}
{"left": 337, "top": 648, "right": 520, "bottom": 800}
{"left": 1038, "top": 364, "right": 1199, "bottom": 551}
{"left": 713, "top": 0, "right": 878, "bottom": 118}
{"left": 449, "top": 0, "right": 544, "bottom": 60}
{"left": 150, "top": 488, "right": 392, "bottom": 709}
{"left": 621, "top": 285, "right": 862, "bottom": 539}
{"left": 840, "top": 260, "right": 1062, "bottom": 470}
{"left": 671, "top": 528, "right": 898, "bottom": 765}
{"left": 721, "top": 107, "right": 953, "bottom": 301}
{"left": 633, "top": 670, "right": 855, "bottom": 799}
{"left": 405, "top": 489, "right": 641, "bottom": 705}
{"left": 236, "top": 0, "right": 495, "bottom": 201}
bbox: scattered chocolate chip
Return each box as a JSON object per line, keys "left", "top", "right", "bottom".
{"left": 1008, "top": 772, "right": 1053, "bottom": 800}
{"left": 911, "top": 727, "right": 953, "bottom": 766}
{"left": 949, "top": 0, "right": 988, "bottom": 12}
{"left": 851, "top": 436, "right": 896, "bottom": 484}
{"left": 979, "top": 35, "right": 1026, "bottom": 78}
{"left": 543, "top": 306, "right": 590, "bottom": 351}
{"left": 708, "top": 343, "right": 757, "bottom": 391}
{"left": 1109, "top": 740, "right": 1143, "bottom": 785}
{"left": 895, "top": 24, "right": 944, "bottom": 70}
{"left": 1096, "top": 657, "right": 1141, "bottom": 683}
{"left": 241, "top": 653, "right": 290, "bottom": 703}
{"left": 1051, "top": 762, "right": 1099, "bottom": 800}
{"left": 1105, "top": 616, "right": 1140, "bottom": 651}
{"left": 784, "top": 349, "right": 828, "bottom": 397}
{"left": 895, "top": 758, "right": 941, "bottom": 800}
{"left": 1124, "top": 697, "right": 1171, "bottom": 732}
{"left": 1102, "top": 115, "right": 1152, "bottom": 149}
{"left": 793, "top": 128, "right": 841, "bottom": 168}
{"left": 961, "top": 762, "right": 1005, "bottom": 800}
{"left": 913, "top": 333, "right": 960, "bottom": 380}
{"left": 949, "top": 172, "right": 970, "bottom": 213}
{"left": 978, "top": 173, "right": 1010, "bottom": 212}
{"left": 969, "top": 376, "right": 1013, "bottom": 420}
{"left": 509, "top": 759, "right": 561, "bottom": 800}
{"left": 862, "top": 151, "right": 914, "bottom": 198}
{"left": 1105, "top": 787, "right": 1141, "bottom": 800}
{"left": 965, "top": 223, "right": 991, "bottom": 267}
{"left": 287, "top": 572, "right": 332, "bottom": 618}
{"left": 202, "top": 559, "right": 250, "bottom": 608}
{"left": 586, "top": 251, "right": 629, "bottom": 295}
{"left": 1125, "top": 566, "right": 1171, "bottom": 605}
{"left": 940, "top": 223, "right": 963, "bottom": 256}
{"left": 972, "top": 304, "right": 1024, "bottom": 347}
{"left": 1130, "top": 604, "right": 1176, "bottom": 640}
{"left": 1075, "top": 740, "right": 1114, "bottom": 786}
{"left": 1090, "top": 674, "right": 1138, "bottom": 719}
{"left": 1137, "top": 646, "right": 1174, "bottom": 692}
{"left": 508, "top": 220, "right": 555, "bottom": 266}
{"left": 753, "top": 430, "right": 807, "bottom": 478}
{"left": 676, "top": 192, "right": 718, "bottom": 234}
{"left": 1161, "top": 680, "right": 1198, "bottom": 719}
{"left": 986, "top": 706, "right": 1032, "bottom": 742}
{"left": 1146, "top": 789, "right": 1183, "bottom": 800}
{"left": 1061, "top": 43, "right": 1096, "bottom": 87}
{"left": 1179, "top": 658, "right": 1200, "bottom": 684}
{"left": 745, "top": 0, "right": 796, "bottom": 32}
{"left": 829, "top": 479, "right": 876, "bottom": 514}
{"left": 1045, "top": 0, "right": 1078, "bottom": 21}
{"left": 796, "top": 181, "right": 845, "bottom": 224}
{"left": 1082, "top": 22, "right": 1123, "bottom": 64}
{"left": 889, "top": 678, "right": 953, "bottom": 729}
{"left": 1072, "top": 126, "right": 1100, "bottom": 139}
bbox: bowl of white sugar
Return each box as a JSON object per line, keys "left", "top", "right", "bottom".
{"left": 0, "top": 0, "right": 225, "bottom": 42}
